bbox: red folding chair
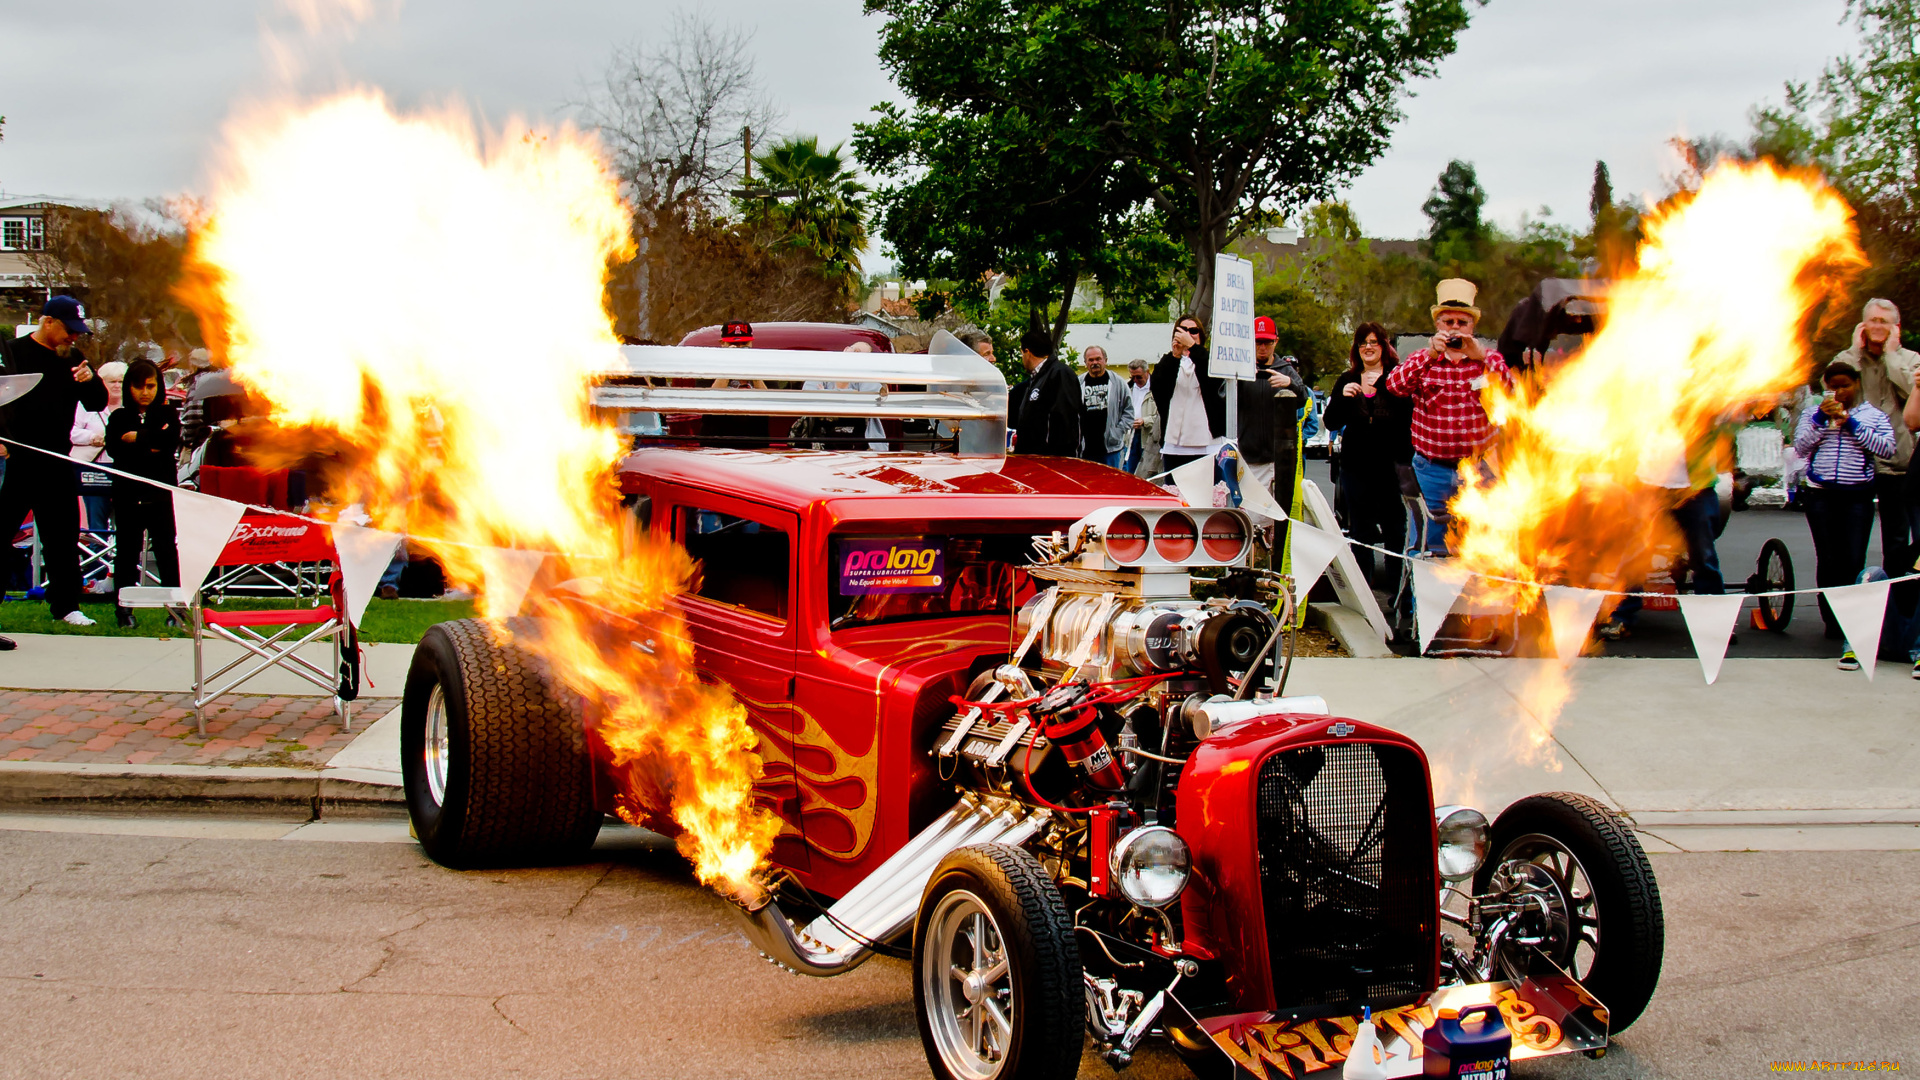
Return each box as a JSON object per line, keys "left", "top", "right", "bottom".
{"left": 126, "top": 510, "right": 361, "bottom": 735}
{"left": 198, "top": 466, "right": 320, "bottom": 598}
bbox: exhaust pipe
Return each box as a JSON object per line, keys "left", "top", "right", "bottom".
{"left": 730, "top": 793, "right": 1050, "bottom": 977}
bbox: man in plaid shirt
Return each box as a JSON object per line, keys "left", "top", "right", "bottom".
{"left": 1385, "top": 278, "right": 1512, "bottom": 554}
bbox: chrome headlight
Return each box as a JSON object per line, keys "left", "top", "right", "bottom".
{"left": 1110, "top": 826, "right": 1191, "bottom": 908}
{"left": 1435, "top": 805, "right": 1490, "bottom": 882}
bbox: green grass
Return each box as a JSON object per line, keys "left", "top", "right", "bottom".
{"left": 0, "top": 595, "right": 476, "bottom": 645}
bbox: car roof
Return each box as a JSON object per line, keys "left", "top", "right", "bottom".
{"left": 621, "top": 447, "right": 1182, "bottom": 517}
{"left": 678, "top": 322, "right": 895, "bottom": 352}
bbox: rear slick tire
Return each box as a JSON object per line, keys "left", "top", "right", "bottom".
{"left": 914, "top": 844, "right": 1082, "bottom": 1080}
{"left": 1474, "top": 792, "right": 1664, "bottom": 1033}
{"left": 401, "top": 618, "right": 601, "bottom": 869}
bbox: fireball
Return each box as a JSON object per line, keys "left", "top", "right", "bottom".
{"left": 180, "top": 92, "right": 779, "bottom": 890}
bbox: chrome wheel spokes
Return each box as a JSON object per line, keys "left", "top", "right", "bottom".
{"left": 923, "top": 891, "right": 1014, "bottom": 1080}
{"left": 424, "top": 685, "right": 450, "bottom": 807}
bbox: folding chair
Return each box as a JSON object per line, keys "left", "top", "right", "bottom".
{"left": 198, "top": 467, "right": 323, "bottom": 598}
{"left": 122, "top": 509, "right": 360, "bottom": 735}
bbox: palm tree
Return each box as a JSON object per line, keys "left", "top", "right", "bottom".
{"left": 736, "top": 136, "right": 870, "bottom": 299}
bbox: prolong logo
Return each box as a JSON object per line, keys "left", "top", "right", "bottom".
{"left": 838, "top": 537, "right": 946, "bottom": 595}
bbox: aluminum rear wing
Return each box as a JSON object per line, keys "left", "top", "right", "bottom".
{"left": 591, "top": 328, "right": 1009, "bottom": 458}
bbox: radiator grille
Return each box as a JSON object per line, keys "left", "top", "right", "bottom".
{"left": 1255, "top": 741, "right": 1434, "bottom": 1014}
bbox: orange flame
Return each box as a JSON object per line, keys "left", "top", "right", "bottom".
{"left": 180, "top": 92, "right": 779, "bottom": 889}
{"left": 1432, "top": 162, "right": 1863, "bottom": 800}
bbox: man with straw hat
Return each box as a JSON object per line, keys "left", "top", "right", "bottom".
{"left": 1385, "top": 278, "right": 1512, "bottom": 555}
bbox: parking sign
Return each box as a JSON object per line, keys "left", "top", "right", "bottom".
{"left": 1209, "top": 252, "right": 1256, "bottom": 380}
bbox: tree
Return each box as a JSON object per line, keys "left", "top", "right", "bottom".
{"left": 859, "top": 0, "right": 1478, "bottom": 328}
{"left": 1422, "top": 159, "right": 1491, "bottom": 268}
{"left": 1584, "top": 160, "right": 1640, "bottom": 272}
{"left": 575, "top": 13, "right": 781, "bottom": 217}
{"left": 734, "top": 136, "right": 870, "bottom": 301}
{"left": 578, "top": 16, "right": 853, "bottom": 341}
{"left": 856, "top": 83, "right": 1155, "bottom": 351}
{"left": 24, "top": 202, "right": 203, "bottom": 364}
{"left": 1252, "top": 278, "right": 1345, "bottom": 384}
{"left": 1749, "top": 0, "right": 1920, "bottom": 351}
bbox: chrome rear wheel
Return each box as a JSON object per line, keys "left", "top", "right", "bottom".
{"left": 922, "top": 890, "right": 1014, "bottom": 1079}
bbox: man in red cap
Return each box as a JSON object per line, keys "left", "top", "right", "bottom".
{"left": 705, "top": 321, "right": 770, "bottom": 447}
{"left": 1236, "top": 315, "right": 1302, "bottom": 527}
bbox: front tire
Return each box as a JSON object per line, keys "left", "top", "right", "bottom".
{"left": 914, "top": 844, "right": 1082, "bottom": 1080}
{"left": 402, "top": 618, "right": 602, "bottom": 868}
{"left": 1474, "top": 792, "right": 1664, "bottom": 1033}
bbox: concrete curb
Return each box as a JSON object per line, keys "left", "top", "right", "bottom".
{"left": 0, "top": 760, "right": 403, "bottom": 814}
{"left": 1308, "top": 601, "right": 1396, "bottom": 658}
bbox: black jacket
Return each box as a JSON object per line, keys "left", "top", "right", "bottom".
{"left": 0, "top": 334, "right": 108, "bottom": 453}
{"left": 106, "top": 401, "right": 181, "bottom": 487}
{"left": 1011, "top": 357, "right": 1081, "bottom": 456}
{"left": 1321, "top": 368, "right": 1414, "bottom": 472}
{"left": 1149, "top": 347, "right": 1227, "bottom": 446}
{"left": 1235, "top": 360, "right": 1307, "bottom": 465}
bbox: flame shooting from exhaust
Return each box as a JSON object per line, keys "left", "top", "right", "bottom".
{"left": 1433, "top": 162, "right": 1862, "bottom": 800}
{"left": 181, "top": 92, "right": 779, "bottom": 889}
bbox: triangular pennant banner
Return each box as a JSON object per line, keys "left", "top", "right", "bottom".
{"left": 1170, "top": 455, "right": 1215, "bottom": 509}
{"left": 1676, "top": 593, "right": 1745, "bottom": 685}
{"left": 1542, "top": 585, "right": 1608, "bottom": 661}
{"left": 1286, "top": 522, "right": 1347, "bottom": 607}
{"left": 332, "top": 523, "right": 404, "bottom": 628}
{"left": 1234, "top": 457, "right": 1289, "bottom": 523}
{"left": 170, "top": 488, "right": 248, "bottom": 594}
{"left": 478, "top": 547, "right": 547, "bottom": 620}
{"left": 1410, "top": 559, "right": 1469, "bottom": 655}
{"left": 1826, "top": 578, "right": 1891, "bottom": 681}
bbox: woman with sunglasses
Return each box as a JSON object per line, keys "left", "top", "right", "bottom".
{"left": 1149, "top": 318, "right": 1228, "bottom": 472}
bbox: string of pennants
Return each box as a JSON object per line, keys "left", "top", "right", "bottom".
{"left": 4, "top": 437, "right": 553, "bottom": 630}
{"left": 1159, "top": 447, "right": 1918, "bottom": 684}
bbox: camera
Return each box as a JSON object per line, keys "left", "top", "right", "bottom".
{"left": 1446, "top": 335, "right": 1465, "bottom": 349}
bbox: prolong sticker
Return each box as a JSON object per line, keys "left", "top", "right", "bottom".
{"left": 837, "top": 537, "right": 946, "bottom": 594}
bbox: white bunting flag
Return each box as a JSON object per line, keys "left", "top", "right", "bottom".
{"left": 1170, "top": 455, "right": 1215, "bottom": 509}
{"left": 1287, "top": 522, "right": 1348, "bottom": 608}
{"left": 1234, "top": 457, "right": 1289, "bottom": 523}
{"left": 1676, "top": 593, "right": 1746, "bottom": 685}
{"left": 170, "top": 487, "right": 248, "bottom": 595}
{"left": 332, "top": 523, "right": 404, "bottom": 628}
{"left": 479, "top": 547, "right": 547, "bottom": 620}
{"left": 1542, "top": 585, "right": 1608, "bottom": 661}
{"left": 1825, "top": 578, "right": 1891, "bottom": 680}
{"left": 1410, "top": 558, "right": 1469, "bottom": 655}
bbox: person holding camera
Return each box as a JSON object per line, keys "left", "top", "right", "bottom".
{"left": 1384, "top": 279, "right": 1511, "bottom": 555}
{"left": 1832, "top": 299, "right": 1916, "bottom": 575}
{"left": 1150, "top": 316, "right": 1227, "bottom": 472}
{"left": 1795, "top": 357, "right": 1897, "bottom": 669}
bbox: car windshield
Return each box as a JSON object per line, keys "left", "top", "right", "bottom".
{"left": 828, "top": 527, "right": 1048, "bottom": 631}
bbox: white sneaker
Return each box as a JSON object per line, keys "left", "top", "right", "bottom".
{"left": 61, "top": 610, "right": 96, "bottom": 627}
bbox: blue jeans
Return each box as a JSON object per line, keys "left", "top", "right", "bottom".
{"left": 379, "top": 550, "right": 406, "bottom": 592}
{"left": 1671, "top": 487, "right": 1724, "bottom": 594}
{"left": 1102, "top": 448, "right": 1125, "bottom": 469}
{"left": 1123, "top": 429, "right": 1143, "bottom": 474}
{"left": 1410, "top": 454, "right": 1462, "bottom": 555}
{"left": 1859, "top": 566, "right": 1920, "bottom": 661}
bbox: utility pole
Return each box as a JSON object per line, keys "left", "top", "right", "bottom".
{"left": 742, "top": 126, "right": 753, "bottom": 182}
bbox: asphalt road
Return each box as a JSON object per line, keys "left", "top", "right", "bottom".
{"left": 0, "top": 811, "right": 1913, "bottom": 1080}
{"left": 1301, "top": 460, "right": 1903, "bottom": 661}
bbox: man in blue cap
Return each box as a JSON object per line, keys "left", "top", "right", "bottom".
{"left": 0, "top": 296, "right": 111, "bottom": 639}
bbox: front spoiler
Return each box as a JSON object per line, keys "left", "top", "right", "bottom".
{"left": 1183, "top": 975, "right": 1609, "bottom": 1079}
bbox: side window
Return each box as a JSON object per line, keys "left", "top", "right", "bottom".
{"left": 678, "top": 506, "right": 791, "bottom": 621}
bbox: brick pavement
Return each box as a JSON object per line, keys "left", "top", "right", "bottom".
{"left": 0, "top": 689, "right": 400, "bottom": 768}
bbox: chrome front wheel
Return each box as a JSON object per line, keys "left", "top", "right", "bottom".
{"left": 923, "top": 890, "right": 1015, "bottom": 1079}
{"left": 913, "top": 845, "right": 1082, "bottom": 1080}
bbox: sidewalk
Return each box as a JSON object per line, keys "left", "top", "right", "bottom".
{"left": 1, "top": 638, "right": 1915, "bottom": 851}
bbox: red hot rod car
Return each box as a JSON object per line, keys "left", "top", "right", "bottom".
{"left": 399, "top": 333, "right": 1663, "bottom": 1080}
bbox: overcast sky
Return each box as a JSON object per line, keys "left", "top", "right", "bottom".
{"left": 1, "top": 0, "right": 1859, "bottom": 245}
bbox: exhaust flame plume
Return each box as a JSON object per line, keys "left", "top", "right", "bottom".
{"left": 1435, "top": 162, "right": 1862, "bottom": 800}
{"left": 181, "top": 92, "right": 780, "bottom": 889}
